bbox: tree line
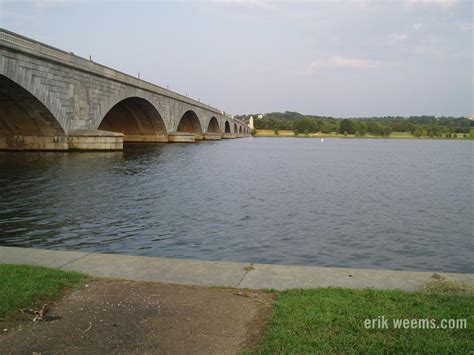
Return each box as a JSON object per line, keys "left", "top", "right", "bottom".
{"left": 235, "top": 111, "right": 473, "bottom": 138}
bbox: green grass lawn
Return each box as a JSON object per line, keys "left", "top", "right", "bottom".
{"left": 0, "top": 264, "right": 87, "bottom": 322}
{"left": 252, "top": 285, "right": 474, "bottom": 353}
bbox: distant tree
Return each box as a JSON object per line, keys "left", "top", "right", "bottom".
{"left": 274, "top": 129, "right": 279, "bottom": 135}
{"left": 382, "top": 126, "right": 392, "bottom": 137}
{"left": 237, "top": 111, "right": 470, "bottom": 137}
{"left": 339, "top": 119, "right": 356, "bottom": 135}
{"left": 355, "top": 121, "right": 368, "bottom": 136}
{"left": 293, "top": 118, "right": 319, "bottom": 133}
{"left": 293, "top": 129, "right": 299, "bottom": 136}
{"left": 368, "top": 121, "right": 383, "bottom": 135}
{"left": 321, "top": 122, "right": 333, "bottom": 134}
{"left": 343, "top": 131, "right": 348, "bottom": 136}
{"left": 413, "top": 128, "right": 422, "bottom": 137}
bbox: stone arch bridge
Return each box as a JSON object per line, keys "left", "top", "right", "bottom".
{"left": 0, "top": 29, "right": 250, "bottom": 150}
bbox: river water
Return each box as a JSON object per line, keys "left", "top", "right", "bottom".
{"left": 0, "top": 138, "right": 472, "bottom": 273}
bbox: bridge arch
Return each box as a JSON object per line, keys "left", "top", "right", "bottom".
{"left": 0, "top": 75, "right": 68, "bottom": 150}
{"left": 207, "top": 116, "right": 220, "bottom": 133}
{"left": 98, "top": 97, "right": 167, "bottom": 143}
{"left": 177, "top": 110, "right": 203, "bottom": 134}
{"left": 224, "top": 121, "right": 231, "bottom": 133}
{"left": 234, "top": 123, "right": 238, "bottom": 133}
{"left": 93, "top": 87, "right": 170, "bottom": 129}
{"left": 239, "top": 126, "right": 243, "bottom": 134}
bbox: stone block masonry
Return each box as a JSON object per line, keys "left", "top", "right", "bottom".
{"left": 0, "top": 29, "right": 251, "bottom": 150}
{"left": 68, "top": 130, "right": 123, "bottom": 150}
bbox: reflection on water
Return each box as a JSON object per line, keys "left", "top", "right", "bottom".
{"left": 0, "top": 138, "right": 472, "bottom": 273}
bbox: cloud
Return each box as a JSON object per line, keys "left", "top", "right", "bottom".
{"left": 413, "top": 23, "right": 423, "bottom": 31}
{"left": 405, "top": 0, "right": 457, "bottom": 7}
{"left": 205, "top": 0, "right": 280, "bottom": 10}
{"left": 31, "top": 0, "right": 79, "bottom": 8}
{"left": 390, "top": 33, "right": 408, "bottom": 43}
{"left": 307, "top": 56, "right": 382, "bottom": 73}
{"left": 459, "top": 22, "right": 473, "bottom": 32}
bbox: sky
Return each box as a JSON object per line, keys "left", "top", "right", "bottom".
{"left": 1, "top": 0, "right": 472, "bottom": 117}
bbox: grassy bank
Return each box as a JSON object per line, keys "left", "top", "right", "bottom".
{"left": 0, "top": 264, "right": 87, "bottom": 322}
{"left": 254, "top": 129, "right": 472, "bottom": 140}
{"left": 2, "top": 264, "right": 472, "bottom": 353}
{"left": 252, "top": 281, "right": 474, "bottom": 353}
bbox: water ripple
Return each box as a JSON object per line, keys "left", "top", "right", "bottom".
{"left": 0, "top": 139, "right": 472, "bottom": 273}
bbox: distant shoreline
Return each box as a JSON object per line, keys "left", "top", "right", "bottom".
{"left": 253, "top": 130, "right": 473, "bottom": 140}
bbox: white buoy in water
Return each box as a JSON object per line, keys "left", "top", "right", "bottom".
{"left": 321, "top": 138, "right": 324, "bottom": 143}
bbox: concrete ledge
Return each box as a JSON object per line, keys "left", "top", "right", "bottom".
{"left": 1, "top": 246, "right": 473, "bottom": 291}
{"left": 0, "top": 247, "right": 89, "bottom": 269}
{"left": 238, "top": 263, "right": 474, "bottom": 291}
{"left": 222, "top": 133, "right": 236, "bottom": 139}
{"left": 60, "top": 252, "right": 247, "bottom": 287}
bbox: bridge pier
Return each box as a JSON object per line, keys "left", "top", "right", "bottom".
{"left": 0, "top": 136, "right": 69, "bottom": 151}
{"left": 222, "top": 133, "right": 236, "bottom": 139}
{"left": 168, "top": 131, "right": 195, "bottom": 143}
{"left": 203, "top": 133, "right": 222, "bottom": 140}
{"left": 68, "top": 130, "right": 123, "bottom": 151}
{"left": 123, "top": 135, "right": 168, "bottom": 143}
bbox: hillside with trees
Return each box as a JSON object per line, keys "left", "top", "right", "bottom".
{"left": 235, "top": 112, "right": 473, "bottom": 138}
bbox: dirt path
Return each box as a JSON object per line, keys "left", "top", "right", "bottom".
{"left": 0, "top": 280, "right": 273, "bottom": 354}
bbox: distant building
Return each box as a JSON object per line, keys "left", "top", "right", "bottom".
{"left": 470, "top": 115, "right": 474, "bottom": 121}
{"left": 249, "top": 116, "right": 254, "bottom": 129}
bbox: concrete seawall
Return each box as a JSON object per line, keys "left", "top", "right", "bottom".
{"left": 1, "top": 246, "right": 472, "bottom": 291}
